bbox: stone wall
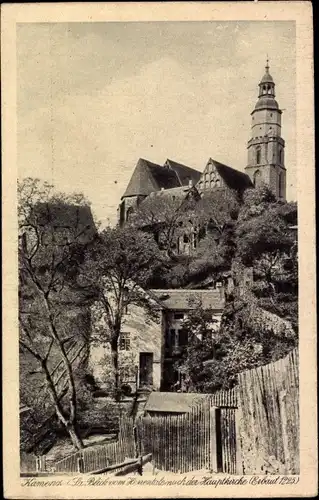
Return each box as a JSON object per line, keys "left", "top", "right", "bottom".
{"left": 89, "top": 302, "right": 163, "bottom": 392}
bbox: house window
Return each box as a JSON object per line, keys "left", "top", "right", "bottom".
{"left": 174, "top": 312, "right": 184, "bottom": 320}
{"left": 183, "top": 234, "right": 189, "bottom": 243}
{"left": 119, "top": 332, "right": 130, "bottom": 350}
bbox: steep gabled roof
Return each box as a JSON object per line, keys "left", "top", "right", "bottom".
{"left": 164, "top": 159, "right": 202, "bottom": 186}
{"left": 148, "top": 162, "right": 180, "bottom": 190}
{"left": 210, "top": 159, "right": 253, "bottom": 191}
{"left": 122, "top": 158, "right": 180, "bottom": 198}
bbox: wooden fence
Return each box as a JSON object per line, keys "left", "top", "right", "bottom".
{"left": 53, "top": 416, "right": 135, "bottom": 473}
{"left": 136, "top": 350, "right": 299, "bottom": 475}
{"left": 237, "top": 348, "right": 299, "bottom": 474}
{"left": 26, "top": 349, "right": 298, "bottom": 475}
{"left": 20, "top": 453, "right": 46, "bottom": 473}
{"left": 136, "top": 388, "right": 239, "bottom": 474}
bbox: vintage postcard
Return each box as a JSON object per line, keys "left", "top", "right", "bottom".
{"left": 2, "top": 1, "right": 317, "bottom": 498}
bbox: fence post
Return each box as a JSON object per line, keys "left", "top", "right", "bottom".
{"left": 210, "top": 406, "right": 218, "bottom": 473}
{"left": 279, "top": 390, "right": 290, "bottom": 474}
{"left": 235, "top": 408, "right": 244, "bottom": 474}
{"left": 77, "top": 455, "right": 84, "bottom": 473}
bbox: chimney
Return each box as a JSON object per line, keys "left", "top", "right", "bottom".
{"left": 188, "top": 179, "right": 193, "bottom": 188}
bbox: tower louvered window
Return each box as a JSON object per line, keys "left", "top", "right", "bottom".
{"left": 256, "top": 147, "right": 261, "bottom": 164}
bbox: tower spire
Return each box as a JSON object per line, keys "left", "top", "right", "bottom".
{"left": 265, "top": 55, "right": 269, "bottom": 72}
{"left": 245, "top": 61, "right": 286, "bottom": 200}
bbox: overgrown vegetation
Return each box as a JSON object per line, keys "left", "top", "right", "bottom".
{"left": 166, "top": 185, "right": 298, "bottom": 392}
{"left": 79, "top": 226, "right": 162, "bottom": 398}
{"left": 19, "top": 178, "right": 97, "bottom": 450}
{"left": 19, "top": 177, "right": 298, "bottom": 448}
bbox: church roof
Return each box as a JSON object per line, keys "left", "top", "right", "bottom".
{"left": 122, "top": 158, "right": 180, "bottom": 198}
{"left": 208, "top": 159, "right": 253, "bottom": 191}
{"left": 164, "top": 159, "right": 202, "bottom": 186}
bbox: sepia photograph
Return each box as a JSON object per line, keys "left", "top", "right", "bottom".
{"left": 2, "top": 2, "right": 316, "bottom": 498}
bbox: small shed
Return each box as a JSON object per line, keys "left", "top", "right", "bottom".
{"left": 144, "top": 391, "right": 208, "bottom": 417}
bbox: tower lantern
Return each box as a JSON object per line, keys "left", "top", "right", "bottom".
{"left": 245, "top": 60, "right": 286, "bottom": 200}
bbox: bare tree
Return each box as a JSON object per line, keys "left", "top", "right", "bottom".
{"left": 79, "top": 225, "right": 162, "bottom": 398}
{"left": 19, "top": 178, "right": 96, "bottom": 450}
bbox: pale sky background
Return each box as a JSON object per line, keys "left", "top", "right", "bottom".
{"left": 17, "top": 21, "right": 296, "bottom": 225}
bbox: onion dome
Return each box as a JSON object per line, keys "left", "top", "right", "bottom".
{"left": 254, "top": 96, "right": 279, "bottom": 111}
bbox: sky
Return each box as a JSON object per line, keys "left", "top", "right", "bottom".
{"left": 17, "top": 21, "right": 296, "bottom": 225}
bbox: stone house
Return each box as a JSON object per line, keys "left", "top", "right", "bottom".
{"left": 89, "top": 287, "right": 225, "bottom": 395}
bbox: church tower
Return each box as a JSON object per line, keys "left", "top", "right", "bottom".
{"left": 245, "top": 60, "right": 286, "bottom": 200}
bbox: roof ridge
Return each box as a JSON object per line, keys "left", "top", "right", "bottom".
{"left": 165, "top": 158, "right": 201, "bottom": 172}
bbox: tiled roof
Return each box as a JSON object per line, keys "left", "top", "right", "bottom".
{"left": 211, "top": 159, "right": 253, "bottom": 191}
{"left": 149, "top": 163, "right": 180, "bottom": 190}
{"left": 149, "top": 289, "right": 225, "bottom": 310}
{"left": 145, "top": 392, "right": 208, "bottom": 413}
{"left": 165, "top": 159, "right": 202, "bottom": 186}
{"left": 123, "top": 159, "right": 161, "bottom": 197}
{"left": 123, "top": 158, "right": 180, "bottom": 198}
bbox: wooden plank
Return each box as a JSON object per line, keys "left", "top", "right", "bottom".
{"left": 279, "top": 389, "right": 290, "bottom": 474}
{"left": 210, "top": 406, "right": 217, "bottom": 473}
